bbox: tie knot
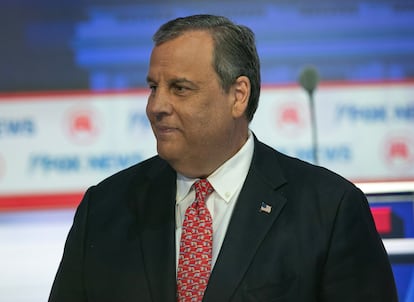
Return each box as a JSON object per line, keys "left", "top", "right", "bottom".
{"left": 194, "top": 179, "right": 214, "bottom": 203}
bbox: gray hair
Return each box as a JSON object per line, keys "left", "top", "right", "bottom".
{"left": 153, "top": 14, "right": 261, "bottom": 122}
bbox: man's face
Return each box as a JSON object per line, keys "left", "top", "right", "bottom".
{"left": 146, "top": 30, "right": 243, "bottom": 178}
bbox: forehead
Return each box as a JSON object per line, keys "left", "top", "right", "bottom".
{"left": 148, "top": 31, "right": 216, "bottom": 81}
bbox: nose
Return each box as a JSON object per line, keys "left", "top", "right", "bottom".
{"left": 146, "top": 87, "right": 172, "bottom": 120}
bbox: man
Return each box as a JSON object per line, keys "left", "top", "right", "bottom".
{"left": 49, "top": 14, "right": 397, "bottom": 302}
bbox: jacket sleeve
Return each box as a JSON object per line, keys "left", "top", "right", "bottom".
{"left": 320, "top": 186, "right": 398, "bottom": 302}
{"left": 48, "top": 188, "right": 92, "bottom": 302}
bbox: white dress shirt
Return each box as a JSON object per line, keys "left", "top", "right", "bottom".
{"left": 175, "top": 131, "right": 254, "bottom": 270}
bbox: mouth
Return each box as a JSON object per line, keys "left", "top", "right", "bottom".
{"left": 154, "top": 125, "right": 178, "bottom": 137}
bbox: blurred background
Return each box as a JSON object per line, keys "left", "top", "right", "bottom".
{"left": 0, "top": 0, "right": 413, "bottom": 301}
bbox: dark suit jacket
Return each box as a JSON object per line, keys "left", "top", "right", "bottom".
{"left": 49, "top": 138, "right": 398, "bottom": 302}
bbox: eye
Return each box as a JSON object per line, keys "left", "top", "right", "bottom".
{"left": 172, "top": 84, "right": 190, "bottom": 95}
{"left": 148, "top": 84, "right": 157, "bottom": 94}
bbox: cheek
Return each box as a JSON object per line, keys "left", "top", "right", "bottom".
{"left": 189, "top": 109, "right": 215, "bottom": 131}
{"left": 193, "top": 112, "right": 229, "bottom": 142}
{"left": 180, "top": 92, "right": 231, "bottom": 134}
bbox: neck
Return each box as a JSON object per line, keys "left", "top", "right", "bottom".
{"left": 175, "top": 129, "right": 249, "bottom": 179}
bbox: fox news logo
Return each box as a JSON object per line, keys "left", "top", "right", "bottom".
{"left": 0, "top": 118, "right": 35, "bottom": 138}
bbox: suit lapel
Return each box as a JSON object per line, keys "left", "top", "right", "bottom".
{"left": 204, "top": 140, "right": 288, "bottom": 301}
{"left": 135, "top": 160, "right": 177, "bottom": 302}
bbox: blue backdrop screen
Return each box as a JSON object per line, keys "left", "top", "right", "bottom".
{"left": 1, "top": 0, "right": 413, "bottom": 92}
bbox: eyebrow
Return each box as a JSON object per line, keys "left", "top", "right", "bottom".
{"left": 145, "top": 75, "right": 201, "bottom": 93}
{"left": 146, "top": 76, "right": 154, "bottom": 84}
{"left": 169, "top": 78, "right": 196, "bottom": 87}
{"left": 146, "top": 76, "right": 198, "bottom": 88}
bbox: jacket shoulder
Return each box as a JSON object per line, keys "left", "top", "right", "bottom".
{"left": 92, "top": 155, "right": 170, "bottom": 192}
{"left": 255, "top": 140, "right": 358, "bottom": 193}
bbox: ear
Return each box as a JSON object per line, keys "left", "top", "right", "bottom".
{"left": 231, "top": 76, "right": 250, "bottom": 119}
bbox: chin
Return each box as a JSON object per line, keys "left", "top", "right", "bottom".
{"left": 156, "top": 145, "right": 179, "bottom": 162}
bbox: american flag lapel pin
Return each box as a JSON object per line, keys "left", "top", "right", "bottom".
{"left": 260, "top": 201, "right": 272, "bottom": 214}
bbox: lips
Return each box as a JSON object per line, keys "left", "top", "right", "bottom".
{"left": 153, "top": 124, "right": 178, "bottom": 138}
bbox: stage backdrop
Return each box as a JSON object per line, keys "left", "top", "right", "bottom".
{"left": 1, "top": 80, "right": 413, "bottom": 209}
{"left": 1, "top": 2, "right": 414, "bottom": 300}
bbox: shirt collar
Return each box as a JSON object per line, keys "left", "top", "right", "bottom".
{"left": 176, "top": 130, "right": 254, "bottom": 203}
